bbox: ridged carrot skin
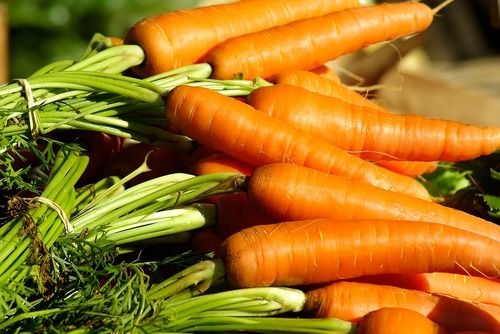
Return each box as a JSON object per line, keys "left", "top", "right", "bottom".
{"left": 270, "top": 69, "right": 383, "bottom": 111}
{"left": 205, "top": 2, "right": 433, "bottom": 79}
{"left": 308, "top": 65, "right": 341, "bottom": 83}
{"left": 375, "top": 160, "right": 438, "bottom": 177}
{"left": 212, "top": 192, "right": 278, "bottom": 239}
{"left": 190, "top": 152, "right": 254, "bottom": 176}
{"left": 124, "top": 0, "right": 359, "bottom": 77}
{"left": 304, "top": 281, "right": 500, "bottom": 333}
{"left": 357, "top": 307, "right": 449, "bottom": 334}
{"left": 351, "top": 273, "right": 500, "bottom": 307}
{"left": 247, "top": 84, "right": 500, "bottom": 162}
{"left": 246, "top": 163, "right": 500, "bottom": 241}
{"left": 219, "top": 218, "right": 500, "bottom": 288}
{"left": 165, "top": 85, "right": 431, "bottom": 201}
{"left": 270, "top": 70, "right": 441, "bottom": 174}
{"left": 191, "top": 227, "right": 223, "bottom": 254}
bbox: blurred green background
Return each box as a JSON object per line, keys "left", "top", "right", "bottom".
{"left": 3, "top": 0, "right": 207, "bottom": 78}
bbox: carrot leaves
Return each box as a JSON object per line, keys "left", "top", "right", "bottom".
{"left": 423, "top": 152, "right": 500, "bottom": 224}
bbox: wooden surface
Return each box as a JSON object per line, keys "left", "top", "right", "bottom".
{"left": 0, "top": 3, "right": 7, "bottom": 84}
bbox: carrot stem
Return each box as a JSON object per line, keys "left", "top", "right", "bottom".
{"left": 168, "top": 316, "right": 356, "bottom": 334}
{"left": 157, "top": 287, "right": 307, "bottom": 320}
{"left": 103, "top": 204, "right": 217, "bottom": 245}
{"left": 146, "top": 259, "right": 226, "bottom": 301}
{"left": 70, "top": 172, "right": 244, "bottom": 236}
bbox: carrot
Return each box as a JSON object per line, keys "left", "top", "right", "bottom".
{"left": 375, "top": 160, "right": 438, "bottom": 177}
{"left": 309, "top": 65, "right": 340, "bottom": 83}
{"left": 245, "top": 163, "right": 500, "bottom": 241}
{"left": 351, "top": 273, "right": 500, "bottom": 307}
{"left": 190, "top": 152, "right": 254, "bottom": 176}
{"left": 247, "top": 83, "right": 500, "bottom": 162}
{"left": 191, "top": 227, "right": 224, "bottom": 254}
{"left": 211, "top": 192, "right": 278, "bottom": 239}
{"left": 104, "top": 142, "right": 186, "bottom": 185}
{"left": 270, "top": 69, "right": 382, "bottom": 111}
{"left": 303, "top": 281, "right": 500, "bottom": 333}
{"left": 270, "top": 70, "right": 442, "bottom": 174}
{"left": 205, "top": 2, "right": 434, "bottom": 80}
{"left": 55, "top": 130, "right": 123, "bottom": 183}
{"left": 165, "top": 85, "right": 432, "bottom": 201}
{"left": 219, "top": 218, "right": 500, "bottom": 288}
{"left": 357, "top": 307, "right": 449, "bottom": 334}
{"left": 124, "top": 0, "right": 359, "bottom": 77}
{"left": 453, "top": 331, "right": 498, "bottom": 334}
{"left": 109, "top": 36, "right": 124, "bottom": 46}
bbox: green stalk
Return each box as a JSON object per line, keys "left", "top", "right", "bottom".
{"left": 96, "top": 204, "right": 217, "bottom": 246}
{"left": 71, "top": 173, "right": 243, "bottom": 232}
{"left": 0, "top": 152, "right": 77, "bottom": 266}
{"left": 73, "top": 176, "right": 123, "bottom": 214}
{"left": 147, "top": 259, "right": 225, "bottom": 301}
{"left": 76, "top": 173, "right": 194, "bottom": 216}
{"left": 166, "top": 317, "right": 356, "bottom": 334}
{"left": 154, "top": 287, "right": 307, "bottom": 327}
{"left": 0, "top": 194, "right": 74, "bottom": 285}
{"left": 0, "top": 147, "right": 88, "bottom": 288}
{"left": 29, "top": 60, "right": 75, "bottom": 76}
{"left": 2, "top": 70, "right": 160, "bottom": 107}
{"left": 0, "top": 308, "right": 64, "bottom": 330}
{"left": 66, "top": 44, "right": 144, "bottom": 72}
{"left": 145, "top": 63, "right": 212, "bottom": 83}
{"left": 27, "top": 72, "right": 163, "bottom": 103}
{"left": 70, "top": 174, "right": 195, "bottom": 230}
{"left": 0, "top": 45, "right": 145, "bottom": 107}
{"left": 0, "top": 153, "right": 87, "bottom": 285}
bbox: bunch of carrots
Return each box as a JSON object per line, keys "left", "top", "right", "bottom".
{"left": 2, "top": 0, "right": 500, "bottom": 332}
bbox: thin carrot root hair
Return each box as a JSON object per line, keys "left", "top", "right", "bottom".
{"left": 432, "top": 0, "right": 455, "bottom": 16}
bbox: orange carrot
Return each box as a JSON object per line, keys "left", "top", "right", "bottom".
{"left": 270, "top": 69, "right": 383, "bottom": 111}
{"left": 205, "top": 2, "right": 433, "bottom": 79}
{"left": 375, "top": 160, "right": 438, "bottom": 177}
{"left": 109, "top": 36, "right": 124, "bottom": 46}
{"left": 124, "top": 0, "right": 359, "bottom": 77}
{"left": 165, "top": 85, "right": 432, "bottom": 200}
{"left": 56, "top": 131, "right": 123, "bottom": 183}
{"left": 351, "top": 273, "right": 500, "bottom": 307}
{"left": 247, "top": 83, "right": 500, "bottom": 162}
{"left": 245, "top": 163, "right": 500, "bottom": 241}
{"left": 309, "top": 65, "right": 341, "bottom": 83}
{"left": 219, "top": 218, "right": 500, "bottom": 288}
{"left": 191, "top": 227, "right": 224, "bottom": 254}
{"left": 453, "top": 331, "right": 497, "bottom": 334}
{"left": 303, "top": 281, "right": 500, "bottom": 333}
{"left": 270, "top": 70, "right": 442, "bottom": 173}
{"left": 211, "top": 192, "right": 278, "bottom": 239}
{"left": 357, "top": 307, "right": 449, "bottom": 334}
{"left": 104, "top": 142, "right": 186, "bottom": 185}
{"left": 190, "top": 152, "right": 254, "bottom": 176}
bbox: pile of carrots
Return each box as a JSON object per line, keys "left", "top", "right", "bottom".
{"left": 86, "top": 0, "right": 500, "bottom": 332}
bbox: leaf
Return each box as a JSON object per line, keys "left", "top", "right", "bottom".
{"left": 480, "top": 194, "right": 500, "bottom": 217}
{"left": 422, "top": 163, "right": 471, "bottom": 198}
{"left": 491, "top": 168, "right": 500, "bottom": 181}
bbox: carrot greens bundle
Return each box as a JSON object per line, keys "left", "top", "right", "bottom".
{"left": 0, "top": 145, "right": 89, "bottom": 318}
{"left": 68, "top": 160, "right": 246, "bottom": 246}
{"left": 0, "top": 35, "right": 266, "bottom": 194}
{"left": 1, "top": 241, "right": 356, "bottom": 334}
